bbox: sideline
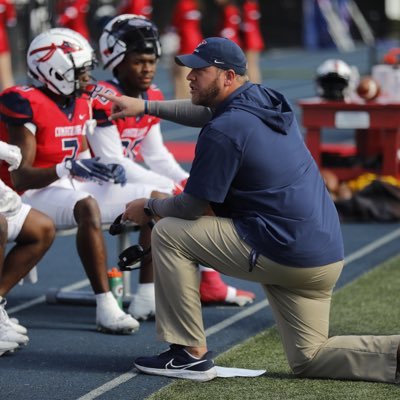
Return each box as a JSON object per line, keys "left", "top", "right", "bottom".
{"left": 75, "top": 227, "right": 400, "bottom": 400}
{"left": 76, "top": 299, "right": 270, "bottom": 400}
{"left": 6, "top": 227, "right": 400, "bottom": 399}
{"left": 77, "top": 371, "right": 139, "bottom": 400}
{"left": 343, "top": 226, "right": 400, "bottom": 265}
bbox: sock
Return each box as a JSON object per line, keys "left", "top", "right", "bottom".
{"left": 136, "top": 283, "right": 155, "bottom": 297}
{"left": 183, "top": 348, "right": 201, "bottom": 360}
{"left": 96, "top": 291, "right": 125, "bottom": 316}
{"left": 224, "top": 286, "right": 238, "bottom": 302}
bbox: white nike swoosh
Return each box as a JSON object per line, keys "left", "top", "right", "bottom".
{"left": 79, "top": 114, "right": 86, "bottom": 120}
{"left": 213, "top": 60, "right": 225, "bottom": 64}
{"left": 165, "top": 358, "right": 208, "bottom": 370}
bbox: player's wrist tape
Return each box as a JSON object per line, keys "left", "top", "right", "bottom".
{"left": 77, "top": 148, "right": 91, "bottom": 160}
{"left": 144, "top": 99, "right": 148, "bottom": 114}
{"left": 56, "top": 162, "right": 70, "bottom": 178}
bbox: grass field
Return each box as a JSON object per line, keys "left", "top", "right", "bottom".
{"left": 148, "top": 255, "right": 400, "bottom": 400}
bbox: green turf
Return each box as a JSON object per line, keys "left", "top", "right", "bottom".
{"left": 148, "top": 255, "right": 400, "bottom": 400}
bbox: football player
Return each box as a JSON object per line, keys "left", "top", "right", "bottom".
{"left": 0, "top": 28, "right": 140, "bottom": 335}
{"left": 56, "top": 0, "right": 91, "bottom": 40}
{"left": 240, "top": 0, "right": 265, "bottom": 83}
{"left": 171, "top": 0, "right": 203, "bottom": 98}
{"left": 0, "top": 0, "right": 16, "bottom": 90}
{"left": 0, "top": 140, "right": 54, "bottom": 355}
{"left": 88, "top": 14, "right": 255, "bottom": 321}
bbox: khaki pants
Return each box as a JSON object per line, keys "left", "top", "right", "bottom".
{"left": 152, "top": 216, "right": 399, "bottom": 383}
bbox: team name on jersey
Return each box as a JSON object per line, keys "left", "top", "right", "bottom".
{"left": 121, "top": 126, "right": 148, "bottom": 139}
{"left": 55, "top": 125, "right": 83, "bottom": 137}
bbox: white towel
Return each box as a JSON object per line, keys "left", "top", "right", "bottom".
{"left": 215, "top": 366, "right": 266, "bottom": 378}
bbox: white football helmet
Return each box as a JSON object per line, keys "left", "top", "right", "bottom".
{"left": 27, "top": 28, "right": 96, "bottom": 96}
{"left": 99, "top": 14, "right": 161, "bottom": 72}
{"left": 315, "top": 59, "right": 352, "bottom": 100}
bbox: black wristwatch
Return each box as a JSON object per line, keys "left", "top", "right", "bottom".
{"left": 144, "top": 202, "right": 153, "bottom": 217}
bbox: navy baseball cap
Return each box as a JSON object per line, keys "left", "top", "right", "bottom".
{"left": 175, "top": 37, "right": 247, "bottom": 75}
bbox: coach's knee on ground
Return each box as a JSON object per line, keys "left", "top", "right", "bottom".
{"left": 286, "top": 345, "right": 327, "bottom": 378}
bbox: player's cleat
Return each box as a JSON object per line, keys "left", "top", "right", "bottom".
{"left": 8, "top": 319, "right": 27, "bottom": 335}
{"left": 0, "top": 320, "right": 29, "bottom": 346}
{"left": 0, "top": 299, "right": 27, "bottom": 334}
{"left": 0, "top": 298, "right": 29, "bottom": 346}
{"left": 200, "top": 270, "right": 255, "bottom": 306}
{"left": 134, "top": 344, "right": 217, "bottom": 382}
{"left": 0, "top": 340, "right": 18, "bottom": 356}
{"left": 128, "top": 283, "right": 155, "bottom": 321}
{"left": 96, "top": 308, "right": 140, "bottom": 334}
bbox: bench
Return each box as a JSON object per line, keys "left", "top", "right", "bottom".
{"left": 42, "top": 140, "right": 194, "bottom": 306}
{"left": 45, "top": 223, "right": 140, "bottom": 307}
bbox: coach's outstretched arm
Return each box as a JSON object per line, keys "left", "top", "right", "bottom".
{"left": 100, "top": 93, "right": 212, "bottom": 127}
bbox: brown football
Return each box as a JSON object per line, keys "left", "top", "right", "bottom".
{"left": 356, "top": 76, "right": 380, "bottom": 101}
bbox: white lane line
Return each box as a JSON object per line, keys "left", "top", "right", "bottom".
{"left": 76, "top": 371, "right": 138, "bottom": 400}
{"left": 7, "top": 279, "right": 90, "bottom": 314}
{"left": 344, "top": 226, "right": 400, "bottom": 265}
{"left": 205, "top": 299, "right": 269, "bottom": 336}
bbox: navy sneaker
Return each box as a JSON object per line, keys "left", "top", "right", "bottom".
{"left": 134, "top": 344, "right": 217, "bottom": 381}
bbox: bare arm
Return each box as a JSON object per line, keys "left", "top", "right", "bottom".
{"left": 8, "top": 124, "right": 59, "bottom": 191}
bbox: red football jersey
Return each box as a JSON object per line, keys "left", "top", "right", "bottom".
{"left": 0, "top": 86, "right": 89, "bottom": 187}
{"left": 219, "top": 4, "right": 242, "bottom": 46}
{"left": 241, "top": 0, "right": 265, "bottom": 51}
{"left": 56, "top": 0, "right": 90, "bottom": 40}
{"left": 117, "top": 0, "right": 153, "bottom": 19}
{"left": 92, "top": 80, "right": 163, "bottom": 160}
{"left": 172, "top": 0, "right": 203, "bottom": 54}
{"left": 0, "top": 0, "right": 16, "bottom": 53}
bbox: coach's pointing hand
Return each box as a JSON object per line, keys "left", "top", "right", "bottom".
{"left": 99, "top": 92, "right": 145, "bottom": 121}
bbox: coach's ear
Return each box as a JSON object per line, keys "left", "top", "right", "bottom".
{"left": 223, "top": 69, "right": 236, "bottom": 86}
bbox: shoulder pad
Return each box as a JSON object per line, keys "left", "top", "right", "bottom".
{"left": 0, "top": 87, "right": 34, "bottom": 125}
